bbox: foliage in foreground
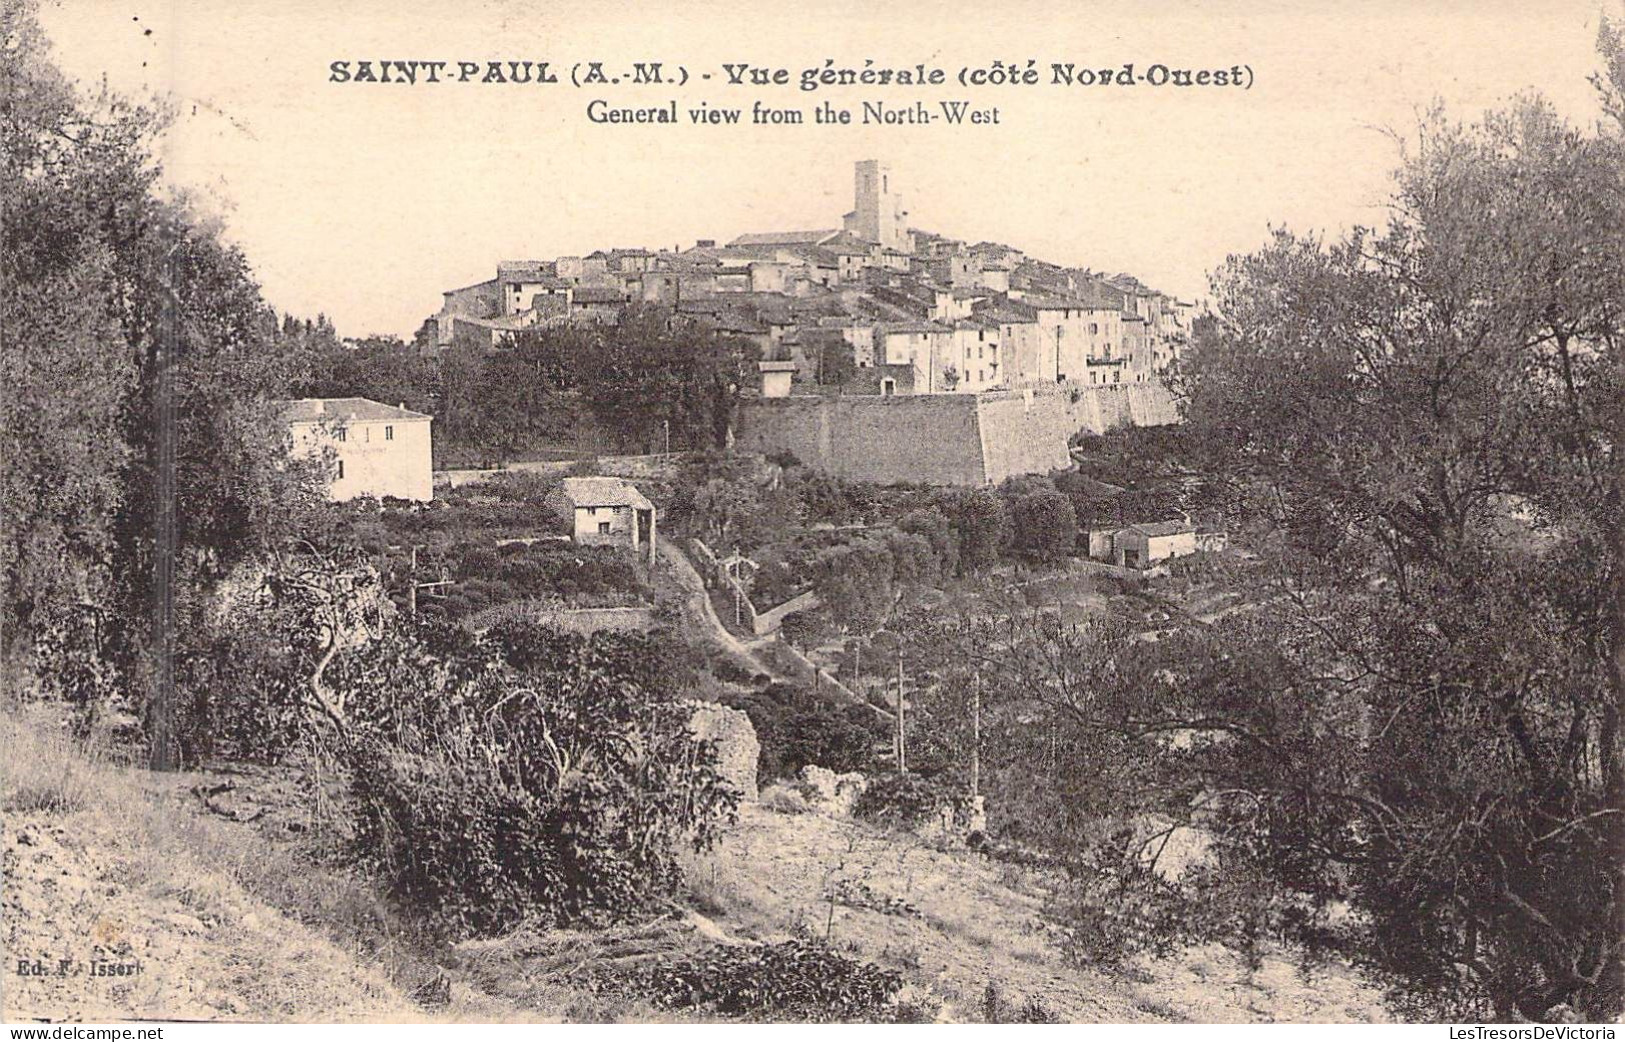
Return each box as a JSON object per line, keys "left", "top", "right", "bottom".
{"left": 336, "top": 620, "right": 738, "bottom": 938}
{"left": 589, "top": 940, "right": 904, "bottom": 1021}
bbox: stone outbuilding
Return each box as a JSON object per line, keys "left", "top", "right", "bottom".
{"left": 548, "top": 476, "right": 657, "bottom": 563}
{"left": 1108, "top": 519, "right": 1198, "bottom": 568}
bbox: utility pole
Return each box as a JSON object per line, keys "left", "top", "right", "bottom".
{"left": 403, "top": 544, "right": 452, "bottom": 614}
{"left": 971, "top": 670, "right": 981, "bottom": 799}
{"left": 149, "top": 252, "right": 179, "bottom": 771}
{"left": 895, "top": 647, "right": 907, "bottom": 773}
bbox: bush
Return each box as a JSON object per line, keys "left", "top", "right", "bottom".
{"left": 1006, "top": 488, "right": 1079, "bottom": 563}
{"left": 716, "top": 682, "right": 884, "bottom": 782}
{"left": 852, "top": 772, "right": 957, "bottom": 830}
{"left": 758, "top": 783, "right": 811, "bottom": 815}
{"left": 609, "top": 940, "right": 903, "bottom": 1020}
{"left": 981, "top": 981, "right": 1061, "bottom": 1023}
{"left": 341, "top": 620, "right": 737, "bottom": 938}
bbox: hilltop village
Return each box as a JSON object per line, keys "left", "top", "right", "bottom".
{"left": 425, "top": 160, "right": 1196, "bottom": 397}
{"left": 418, "top": 160, "right": 1195, "bottom": 483}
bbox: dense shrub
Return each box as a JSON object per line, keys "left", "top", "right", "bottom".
{"left": 340, "top": 620, "right": 736, "bottom": 938}
{"left": 1005, "top": 487, "right": 1079, "bottom": 563}
{"left": 609, "top": 940, "right": 903, "bottom": 1020}
{"left": 853, "top": 771, "right": 958, "bottom": 829}
{"left": 176, "top": 610, "right": 310, "bottom": 764}
{"left": 981, "top": 982, "right": 1060, "bottom": 1023}
{"left": 715, "top": 682, "right": 884, "bottom": 781}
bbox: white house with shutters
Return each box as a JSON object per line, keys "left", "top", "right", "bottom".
{"left": 277, "top": 397, "right": 434, "bottom": 502}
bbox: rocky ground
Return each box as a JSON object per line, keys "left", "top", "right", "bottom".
{"left": 2, "top": 714, "right": 415, "bottom": 1022}
{"left": 682, "top": 798, "right": 1391, "bottom": 1023}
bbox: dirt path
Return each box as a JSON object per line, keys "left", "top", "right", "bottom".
{"left": 657, "top": 540, "right": 778, "bottom": 679}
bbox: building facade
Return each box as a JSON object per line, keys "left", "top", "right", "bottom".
{"left": 549, "top": 476, "right": 658, "bottom": 563}
{"left": 279, "top": 398, "right": 434, "bottom": 502}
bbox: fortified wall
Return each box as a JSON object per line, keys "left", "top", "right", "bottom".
{"left": 735, "top": 381, "right": 1179, "bottom": 486}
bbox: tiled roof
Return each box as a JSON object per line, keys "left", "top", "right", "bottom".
{"left": 710, "top": 311, "right": 769, "bottom": 334}
{"left": 559, "top": 476, "right": 653, "bottom": 510}
{"left": 820, "top": 232, "right": 876, "bottom": 255}
{"left": 276, "top": 398, "right": 431, "bottom": 423}
{"left": 512, "top": 275, "right": 570, "bottom": 290}
{"left": 443, "top": 277, "right": 499, "bottom": 296}
{"left": 729, "top": 230, "right": 839, "bottom": 247}
{"left": 1127, "top": 519, "right": 1196, "bottom": 538}
{"left": 791, "top": 246, "right": 840, "bottom": 267}
{"left": 497, "top": 260, "right": 556, "bottom": 280}
{"left": 1020, "top": 295, "right": 1092, "bottom": 311}
{"left": 878, "top": 321, "right": 948, "bottom": 335}
{"left": 571, "top": 287, "right": 624, "bottom": 305}
{"left": 978, "top": 306, "right": 1037, "bottom": 324}
{"left": 1072, "top": 279, "right": 1128, "bottom": 309}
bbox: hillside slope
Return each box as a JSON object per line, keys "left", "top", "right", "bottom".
{"left": 1, "top": 709, "right": 1391, "bottom": 1023}
{"left": 2, "top": 714, "right": 420, "bottom": 1022}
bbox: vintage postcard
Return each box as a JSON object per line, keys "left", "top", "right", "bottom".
{"left": 3, "top": 0, "right": 1623, "bottom": 1029}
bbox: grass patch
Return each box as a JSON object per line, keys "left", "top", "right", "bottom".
{"left": 0, "top": 714, "right": 105, "bottom": 816}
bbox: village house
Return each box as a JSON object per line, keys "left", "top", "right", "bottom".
{"left": 758, "top": 359, "right": 798, "bottom": 397}
{"left": 497, "top": 261, "right": 571, "bottom": 315}
{"left": 548, "top": 477, "right": 658, "bottom": 563}
{"left": 1087, "top": 518, "right": 1199, "bottom": 569}
{"left": 950, "top": 318, "right": 1002, "bottom": 391}
{"left": 278, "top": 397, "right": 434, "bottom": 503}
{"left": 976, "top": 304, "right": 1042, "bottom": 388}
{"left": 876, "top": 321, "right": 955, "bottom": 393}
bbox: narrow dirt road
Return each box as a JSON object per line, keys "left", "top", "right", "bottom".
{"left": 657, "top": 539, "right": 777, "bottom": 679}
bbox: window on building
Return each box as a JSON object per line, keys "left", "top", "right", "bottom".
{"left": 598, "top": 521, "right": 611, "bottom": 535}
{"left": 385, "top": 425, "right": 394, "bottom": 441}
{"left": 335, "top": 427, "right": 346, "bottom": 443}
{"left": 336, "top": 460, "right": 345, "bottom": 480}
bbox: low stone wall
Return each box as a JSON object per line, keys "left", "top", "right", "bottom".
{"left": 435, "top": 452, "right": 686, "bottom": 490}
{"left": 689, "top": 537, "right": 818, "bottom": 637}
{"left": 752, "top": 590, "right": 819, "bottom": 636}
{"left": 463, "top": 602, "right": 655, "bottom": 634}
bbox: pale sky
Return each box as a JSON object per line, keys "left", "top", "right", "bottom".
{"left": 36, "top": 0, "right": 1616, "bottom": 338}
